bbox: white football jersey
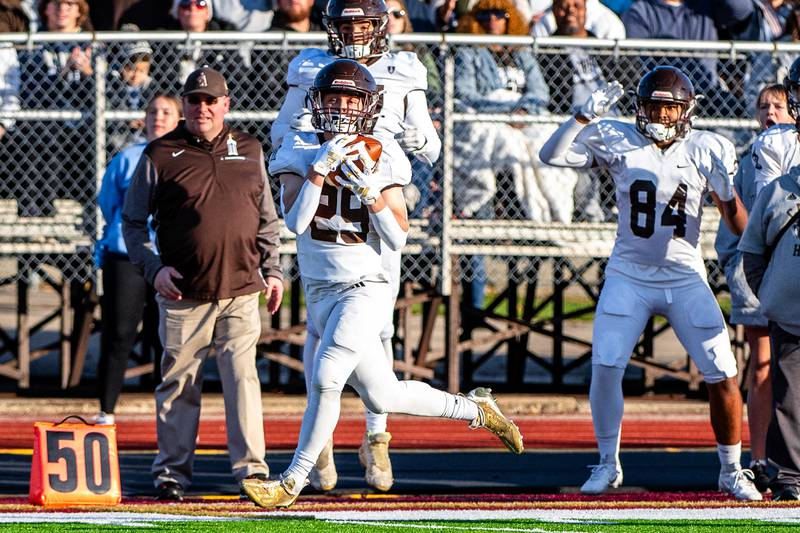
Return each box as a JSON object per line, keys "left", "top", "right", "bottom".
{"left": 269, "top": 130, "right": 401, "bottom": 283}
{"left": 576, "top": 120, "right": 736, "bottom": 277}
{"left": 275, "top": 47, "right": 429, "bottom": 185}
{"left": 751, "top": 123, "right": 800, "bottom": 195}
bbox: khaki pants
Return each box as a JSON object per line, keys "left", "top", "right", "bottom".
{"left": 151, "top": 292, "right": 267, "bottom": 488}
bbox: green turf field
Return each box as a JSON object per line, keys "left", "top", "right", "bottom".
{"left": 1, "top": 518, "right": 799, "bottom": 532}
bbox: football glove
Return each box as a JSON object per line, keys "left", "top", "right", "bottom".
{"left": 340, "top": 159, "right": 379, "bottom": 206}
{"left": 311, "top": 134, "right": 357, "bottom": 176}
{"left": 394, "top": 125, "right": 426, "bottom": 154}
{"left": 579, "top": 81, "right": 624, "bottom": 122}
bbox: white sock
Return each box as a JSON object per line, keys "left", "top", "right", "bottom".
{"left": 442, "top": 393, "right": 479, "bottom": 421}
{"left": 750, "top": 458, "right": 767, "bottom": 467}
{"left": 718, "top": 442, "right": 742, "bottom": 472}
{"left": 589, "top": 364, "right": 625, "bottom": 467}
{"left": 364, "top": 410, "right": 388, "bottom": 434}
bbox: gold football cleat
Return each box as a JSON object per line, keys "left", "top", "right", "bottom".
{"left": 467, "top": 387, "right": 524, "bottom": 454}
{"left": 359, "top": 432, "right": 394, "bottom": 491}
{"left": 240, "top": 476, "right": 302, "bottom": 508}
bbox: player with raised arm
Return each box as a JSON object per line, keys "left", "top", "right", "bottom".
{"left": 240, "top": 59, "right": 522, "bottom": 509}
{"left": 751, "top": 56, "right": 800, "bottom": 195}
{"left": 539, "top": 66, "right": 761, "bottom": 501}
{"left": 271, "top": 0, "right": 441, "bottom": 493}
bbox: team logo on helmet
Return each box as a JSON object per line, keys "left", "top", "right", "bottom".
{"left": 310, "top": 59, "right": 382, "bottom": 134}
{"left": 324, "top": 0, "right": 389, "bottom": 60}
{"left": 635, "top": 66, "right": 698, "bottom": 143}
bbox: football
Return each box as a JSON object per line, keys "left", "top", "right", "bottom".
{"left": 325, "top": 135, "right": 383, "bottom": 187}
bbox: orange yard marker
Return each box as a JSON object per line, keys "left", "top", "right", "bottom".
{"left": 29, "top": 416, "right": 121, "bottom": 507}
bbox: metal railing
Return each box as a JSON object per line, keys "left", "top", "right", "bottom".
{"left": 0, "top": 32, "right": 793, "bottom": 292}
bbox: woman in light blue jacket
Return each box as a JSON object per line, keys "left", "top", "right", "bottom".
{"left": 95, "top": 94, "right": 181, "bottom": 424}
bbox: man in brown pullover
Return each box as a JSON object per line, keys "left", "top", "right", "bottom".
{"left": 122, "top": 67, "right": 283, "bottom": 501}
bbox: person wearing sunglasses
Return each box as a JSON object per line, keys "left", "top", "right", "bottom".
{"left": 122, "top": 67, "right": 284, "bottom": 501}
{"left": 269, "top": 0, "right": 442, "bottom": 495}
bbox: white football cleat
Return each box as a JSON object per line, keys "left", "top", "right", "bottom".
{"left": 309, "top": 438, "right": 337, "bottom": 492}
{"left": 719, "top": 468, "right": 763, "bottom": 501}
{"left": 580, "top": 463, "right": 623, "bottom": 494}
{"left": 359, "top": 432, "right": 394, "bottom": 491}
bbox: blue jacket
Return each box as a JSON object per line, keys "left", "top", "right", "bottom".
{"left": 454, "top": 46, "right": 549, "bottom": 114}
{"left": 95, "top": 142, "right": 147, "bottom": 267}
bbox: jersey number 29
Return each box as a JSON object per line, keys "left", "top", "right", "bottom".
{"left": 629, "top": 180, "right": 688, "bottom": 239}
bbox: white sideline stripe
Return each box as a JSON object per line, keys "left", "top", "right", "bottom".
{"left": 300, "top": 508, "right": 800, "bottom": 523}
{"left": 1, "top": 507, "right": 800, "bottom": 525}
{"left": 327, "top": 519, "right": 587, "bottom": 532}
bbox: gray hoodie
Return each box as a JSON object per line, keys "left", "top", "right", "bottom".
{"left": 738, "top": 168, "right": 800, "bottom": 335}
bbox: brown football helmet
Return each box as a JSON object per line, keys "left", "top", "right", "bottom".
{"left": 310, "top": 59, "right": 382, "bottom": 134}
{"left": 635, "top": 66, "right": 698, "bottom": 142}
{"left": 324, "top": 0, "right": 390, "bottom": 60}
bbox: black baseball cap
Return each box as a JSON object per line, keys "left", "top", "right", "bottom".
{"left": 182, "top": 67, "right": 228, "bottom": 98}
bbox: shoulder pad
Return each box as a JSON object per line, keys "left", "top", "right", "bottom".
{"left": 268, "top": 131, "right": 320, "bottom": 177}
{"left": 287, "top": 48, "right": 333, "bottom": 90}
{"left": 373, "top": 51, "right": 427, "bottom": 92}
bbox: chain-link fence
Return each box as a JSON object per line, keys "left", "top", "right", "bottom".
{"left": 0, "top": 33, "right": 794, "bottom": 290}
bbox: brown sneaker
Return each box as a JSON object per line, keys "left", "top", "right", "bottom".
{"left": 467, "top": 387, "right": 524, "bottom": 454}
{"left": 358, "top": 432, "right": 394, "bottom": 491}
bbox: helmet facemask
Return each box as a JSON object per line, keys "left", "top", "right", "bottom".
{"left": 310, "top": 87, "right": 380, "bottom": 134}
{"left": 325, "top": 15, "right": 389, "bottom": 59}
{"left": 636, "top": 96, "right": 697, "bottom": 143}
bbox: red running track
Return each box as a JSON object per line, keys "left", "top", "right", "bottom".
{"left": 0, "top": 416, "right": 748, "bottom": 450}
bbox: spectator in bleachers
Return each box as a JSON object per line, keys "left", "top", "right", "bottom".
{"left": 0, "top": 4, "right": 22, "bottom": 207}
{"left": 154, "top": 0, "right": 255, "bottom": 103}
{"left": 162, "top": 0, "right": 235, "bottom": 31}
{"left": 15, "top": 0, "right": 95, "bottom": 217}
{"left": 453, "top": 0, "right": 550, "bottom": 307}
{"left": 622, "top": 0, "right": 755, "bottom": 118}
{"left": 95, "top": 94, "right": 181, "bottom": 426}
{"left": 107, "top": 34, "right": 156, "bottom": 151}
{"left": 530, "top": 0, "right": 625, "bottom": 39}
{"left": 213, "top": 0, "right": 272, "bottom": 31}
{"left": 267, "top": 0, "right": 321, "bottom": 31}
{"left": 716, "top": 83, "right": 794, "bottom": 496}
{"left": 539, "top": 0, "right": 607, "bottom": 221}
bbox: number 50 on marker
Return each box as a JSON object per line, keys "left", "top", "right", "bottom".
{"left": 29, "top": 419, "right": 121, "bottom": 507}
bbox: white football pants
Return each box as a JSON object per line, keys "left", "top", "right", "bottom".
{"left": 286, "top": 278, "right": 476, "bottom": 488}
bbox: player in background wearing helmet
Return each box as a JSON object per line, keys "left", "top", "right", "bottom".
{"left": 539, "top": 66, "right": 761, "bottom": 500}
{"left": 270, "top": 0, "right": 442, "bottom": 493}
{"left": 241, "top": 59, "right": 522, "bottom": 509}
{"left": 751, "top": 56, "right": 800, "bottom": 195}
